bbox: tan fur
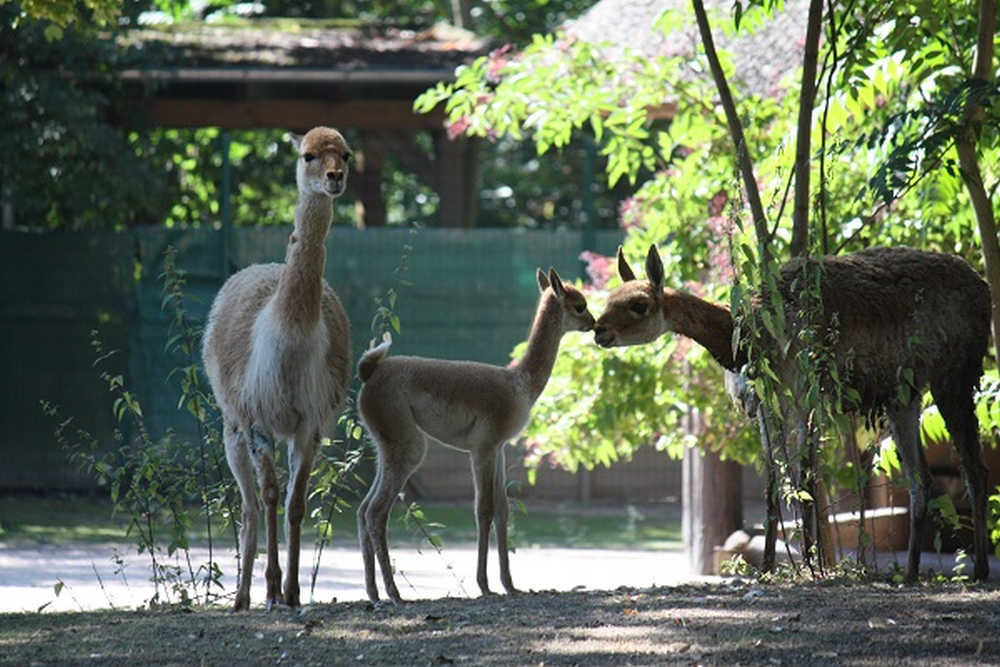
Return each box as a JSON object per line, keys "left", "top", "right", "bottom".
{"left": 356, "top": 268, "right": 594, "bottom": 603}
{"left": 594, "top": 244, "right": 991, "bottom": 583}
{"left": 201, "top": 127, "right": 353, "bottom": 610}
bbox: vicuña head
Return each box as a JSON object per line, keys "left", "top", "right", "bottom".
{"left": 290, "top": 126, "right": 353, "bottom": 199}
{"left": 594, "top": 244, "right": 669, "bottom": 348}
{"left": 594, "top": 245, "right": 737, "bottom": 370}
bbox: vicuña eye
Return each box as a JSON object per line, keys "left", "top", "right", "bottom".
{"left": 344, "top": 151, "right": 353, "bottom": 163}
{"left": 303, "top": 153, "right": 315, "bottom": 162}
{"left": 630, "top": 301, "right": 648, "bottom": 315}
{"left": 575, "top": 303, "right": 586, "bottom": 314}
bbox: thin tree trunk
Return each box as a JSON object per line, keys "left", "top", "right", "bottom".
{"left": 956, "top": 0, "right": 1000, "bottom": 359}
{"left": 790, "top": 0, "right": 825, "bottom": 258}
{"left": 690, "top": 0, "right": 771, "bottom": 269}
{"left": 450, "top": 0, "right": 472, "bottom": 30}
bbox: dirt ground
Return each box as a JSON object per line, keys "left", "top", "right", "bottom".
{"left": 4, "top": 579, "right": 1000, "bottom": 666}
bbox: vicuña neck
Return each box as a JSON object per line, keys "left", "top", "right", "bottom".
{"left": 664, "top": 289, "right": 743, "bottom": 371}
{"left": 511, "top": 291, "right": 564, "bottom": 402}
{"left": 275, "top": 193, "right": 332, "bottom": 332}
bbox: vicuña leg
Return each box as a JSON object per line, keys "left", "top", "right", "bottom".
{"left": 471, "top": 446, "right": 502, "bottom": 596}
{"left": 357, "top": 463, "right": 383, "bottom": 602}
{"left": 360, "top": 419, "right": 428, "bottom": 604}
{"left": 283, "top": 431, "right": 320, "bottom": 607}
{"left": 492, "top": 445, "right": 517, "bottom": 594}
{"left": 358, "top": 462, "right": 382, "bottom": 602}
{"left": 248, "top": 430, "right": 284, "bottom": 609}
{"left": 932, "top": 375, "right": 990, "bottom": 582}
{"left": 224, "top": 422, "right": 258, "bottom": 612}
{"left": 887, "top": 399, "right": 931, "bottom": 582}
{"left": 471, "top": 450, "right": 495, "bottom": 596}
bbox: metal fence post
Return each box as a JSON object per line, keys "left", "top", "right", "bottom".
{"left": 219, "top": 130, "right": 233, "bottom": 278}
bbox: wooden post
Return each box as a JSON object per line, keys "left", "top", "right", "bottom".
{"left": 682, "top": 408, "right": 743, "bottom": 575}
{"left": 355, "top": 132, "right": 386, "bottom": 228}
{"left": 435, "top": 132, "right": 478, "bottom": 227}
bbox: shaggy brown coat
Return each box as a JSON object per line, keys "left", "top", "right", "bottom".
{"left": 594, "top": 245, "right": 991, "bottom": 582}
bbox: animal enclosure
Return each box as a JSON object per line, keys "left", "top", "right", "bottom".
{"left": 2, "top": 226, "right": 652, "bottom": 499}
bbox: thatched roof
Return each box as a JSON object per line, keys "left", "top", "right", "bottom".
{"left": 565, "top": 0, "right": 809, "bottom": 98}
{"left": 120, "top": 20, "right": 490, "bottom": 84}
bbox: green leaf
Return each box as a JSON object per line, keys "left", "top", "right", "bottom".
{"left": 43, "top": 24, "right": 64, "bottom": 42}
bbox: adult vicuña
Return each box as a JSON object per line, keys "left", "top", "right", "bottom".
{"left": 202, "top": 126, "right": 353, "bottom": 610}
{"left": 356, "top": 268, "right": 595, "bottom": 603}
{"left": 593, "top": 244, "right": 991, "bottom": 582}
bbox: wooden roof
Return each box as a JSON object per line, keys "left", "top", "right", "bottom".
{"left": 119, "top": 20, "right": 491, "bottom": 131}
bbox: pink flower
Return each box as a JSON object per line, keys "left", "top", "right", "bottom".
{"left": 708, "top": 190, "right": 728, "bottom": 216}
{"left": 618, "top": 196, "right": 643, "bottom": 230}
{"left": 579, "top": 250, "right": 614, "bottom": 288}
{"left": 487, "top": 44, "right": 512, "bottom": 82}
{"left": 446, "top": 116, "right": 470, "bottom": 140}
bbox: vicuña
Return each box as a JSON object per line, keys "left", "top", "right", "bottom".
{"left": 594, "top": 244, "right": 991, "bottom": 582}
{"left": 356, "top": 268, "right": 594, "bottom": 603}
{"left": 202, "top": 126, "right": 353, "bottom": 610}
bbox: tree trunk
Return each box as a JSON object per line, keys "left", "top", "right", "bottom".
{"left": 682, "top": 407, "right": 743, "bottom": 575}
{"left": 689, "top": 0, "right": 771, "bottom": 269}
{"left": 956, "top": 0, "right": 1000, "bottom": 359}
{"left": 790, "top": 0, "right": 825, "bottom": 258}
{"left": 449, "top": 0, "right": 472, "bottom": 30}
{"left": 683, "top": 445, "right": 744, "bottom": 575}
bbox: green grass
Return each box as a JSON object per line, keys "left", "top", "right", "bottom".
{"left": 0, "top": 493, "right": 682, "bottom": 551}
{"left": 406, "top": 501, "right": 682, "bottom": 550}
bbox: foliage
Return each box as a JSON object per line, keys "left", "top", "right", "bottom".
{"left": 130, "top": 128, "right": 363, "bottom": 229}
{"left": 420, "top": 0, "right": 998, "bottom": 521}
{"left": 476, "top": 135, "right": 626, "bottom": 229}
{"left": 36, "top": 249, "right": 246, "bottom": 608}
{"left": 3, "top": 0, "right": 121, "bottom": 36}
{"left": 41, "top": 343, "right": 226, "bottom": 609}
{"left": 0, "top": 5, "right": 171, "bottom": 230}
{"left": 2, "top": 0, "right": 606, "bottom": 231}
{"left": 517, "top": 284, "right": 759, "bottom": 480}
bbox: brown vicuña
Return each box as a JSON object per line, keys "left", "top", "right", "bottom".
{"left": 356, "top": 268, "right": 594, "bottom": 603}
{"left": 202, "top": 126, "right": 353, "bottom": 610}
{"left": 594, "top": 244, "right": 991, "bottom": 582}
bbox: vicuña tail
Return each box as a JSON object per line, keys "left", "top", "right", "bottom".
{"left": 358, "top": 334, "right": 392, "bottom": 382}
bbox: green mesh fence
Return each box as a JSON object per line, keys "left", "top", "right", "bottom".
{"left": 1, "top": 227, "right": 622, "bottom": 490}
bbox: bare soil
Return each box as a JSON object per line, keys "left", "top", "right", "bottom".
{"left": 3, "top": 580, "right": 1000, "bottom": 666}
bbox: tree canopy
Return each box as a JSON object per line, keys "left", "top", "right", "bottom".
{"left": 417, "top": 0, "right": 1000, "bottom": 474}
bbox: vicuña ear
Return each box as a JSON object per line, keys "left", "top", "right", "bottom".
{"left": 617, "top": 246, "right": 636, "bottom": 282}
{"left": 288, "top": 132, "right": 304, "bottom": 151}
{"left": 536, "top": 267, "right": 550, "bottom": 292}
{"left": 645, "top": 244, "right": 664, "bottom": 291}
{"left": 548, "top": 268, "right": 567, "bottom": 299}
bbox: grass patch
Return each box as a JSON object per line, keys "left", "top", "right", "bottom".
{"left": 0, "top": 493, "right": 129, "bottom": 545}
{"left": 409, "top": 501, "right": 682, "bottom": 550}
{"left": 0, "top": 493, "right": 683, "bottom": 552}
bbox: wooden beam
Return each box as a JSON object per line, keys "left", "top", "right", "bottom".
{"left": 138, "top": 98, "right": 445, "bottom": 131}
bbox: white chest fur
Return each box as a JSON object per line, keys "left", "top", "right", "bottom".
{"left": 241, "top": 300, "right": 332, "bottom": 439}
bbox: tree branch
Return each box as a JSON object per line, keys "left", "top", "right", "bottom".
{"left": 690, "top": 0, "right": 772, "bottom": 269}
{"left": 790, "top": 0, "right": 825, "bottom": 257}
{"left": 955, "top": 0, "right": 1000, "bottom": 359}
